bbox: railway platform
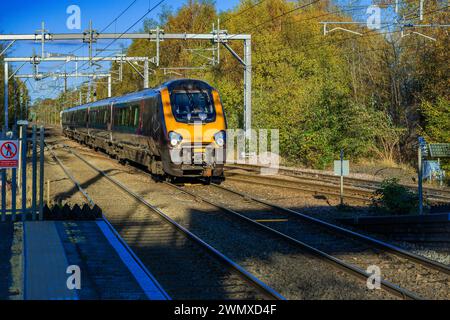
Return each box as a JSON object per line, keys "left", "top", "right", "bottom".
{"left": 0, "top": 218, "right": 169, "bottom": 300}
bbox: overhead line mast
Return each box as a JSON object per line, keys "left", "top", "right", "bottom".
{"left": 1, "top": 28, "right": 252, "bottom": 132}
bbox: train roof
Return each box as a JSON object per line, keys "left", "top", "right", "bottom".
{"left": 61, "top": 78, "right": 214, "bottom": 113}
{"left": 160, "top": 78, "right": 213, "bottom": 91}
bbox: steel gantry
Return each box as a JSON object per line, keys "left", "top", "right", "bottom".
{"left": 1, "top": 29, "right": 252, "bottom": 132}
{"left": 14, "top": 73, "right": 113, "bottom": 98}
{"left": 3, "top": 55, "right": 150, "bottom": 127}
{"left": 4, "top": 55, "right": 151, "bottom": 87}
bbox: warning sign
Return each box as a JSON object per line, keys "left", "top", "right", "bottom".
{"left": 0, "top": 140, "right": 19, "bottom": 168}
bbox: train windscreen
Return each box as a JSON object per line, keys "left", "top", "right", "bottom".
{"left": 170, "top": 89, "right": 216, "bottom": 123}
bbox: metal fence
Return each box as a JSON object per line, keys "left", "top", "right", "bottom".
{"left": 0, "top": 124, "right": 45, "bottom": 222}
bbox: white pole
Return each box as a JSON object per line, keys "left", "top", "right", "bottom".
{"left": 18, "top": 125, "right": 23, "bottom": 187}
{"left": 144, "top": 59, "right": 149, "bottom": 88}
{"left": 108, "top": 75, "right": 112, "bottom": 98}
{"left": 244, "top": 38, "right": 252, "bottom": 136}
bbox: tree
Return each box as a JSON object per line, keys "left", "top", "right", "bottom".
{"left": 30, "top": 0, "right": 449, "bottom": 170}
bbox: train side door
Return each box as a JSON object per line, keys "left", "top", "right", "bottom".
{"left": 108, "top": 102, "right": 113, "bottom": 142}
{"left": 87, "top": 107, "right": 90, "bottom": 135}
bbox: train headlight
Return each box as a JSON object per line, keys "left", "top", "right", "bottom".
{"left": 214, "top": 131, "right": 225, "bottom": 147}
{"left": 169, "top": 131, "right": 183, "bottom": 147}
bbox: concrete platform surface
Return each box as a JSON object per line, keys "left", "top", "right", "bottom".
{"left": 0, "top": 223, "right": 22, "bottom": 300}
{"left": 21, "top": 219, "right": 169, "bottom": 300}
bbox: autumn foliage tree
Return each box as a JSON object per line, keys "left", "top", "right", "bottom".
{"left": 32, "top": 0, "right": 449, "bottom": 170}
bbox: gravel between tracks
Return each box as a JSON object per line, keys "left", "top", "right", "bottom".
{"left": 219, "top": 178, "right": 450, "bottom": 267}
{"left": 184, "top": 184, "right": 449, "bottom": 300}
{"left": 49, "top": 147, "right": 270, "bottom": 300}
{"left": 46, "top": 137, "right": 399, "bottom": 300}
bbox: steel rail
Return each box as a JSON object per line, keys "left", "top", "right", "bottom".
{"left": 47, "top": 144, "right": 94, "bottom": 205}
{"left": 212, "top": 183, "right": 450, "bottom": 275}
{"left": 60, "top": 144, "right": 285, "bottom": 301}
{"left": 225, "top": 164, "right": 450, "bottom": 202}
{"left": 225, "top": 175, "right": 371, "bottom": 203}
{"left": 164, "top": 181, "right": 422, "bottom": 300}
{"left": 59, "top": 139, "right": 424, "bottom": 299}
{"left": 55, "top": 138, "right": 442, "bottom": 299}
{"left": 163, "top": 181, "right": 421, "bottom": 300}
{"left": 46, "top": 144, "right": 171, "bottom": 300}
{"left": 227, "top": 170, "right": 378, "bottom": 192}
{"left": 226, "top": 170, "right": 450, "bottom": 204}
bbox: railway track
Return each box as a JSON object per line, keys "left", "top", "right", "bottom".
{"left": 49, "top": 134, "right": 442, "bottom": 202}
{"left": 62, "top": 151, "right": 419, "bottom": 299}
{"left": 225, "top": 164, "right": 450, "bottom": 204}
{"left": 165, "top": 183, "right": 450, "bottom": 300}
{"left": 53, "top": 140, "right": 400, "bottom": 300}
{"left": 46, "top": 142, "right": 284, "bottom": 300}
{"left": 224, "top": 171, "right": 372, "bottom": 203}
{"left": 48, "top": 137, "right": 450, "bottom": 299}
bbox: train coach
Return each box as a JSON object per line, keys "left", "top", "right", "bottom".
{"left": 61, "top": 79, "right": 227, "bottom": 180}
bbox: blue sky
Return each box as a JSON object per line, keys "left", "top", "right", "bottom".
{"left": 0, "top": 0, "right": 240, "bottom": 34}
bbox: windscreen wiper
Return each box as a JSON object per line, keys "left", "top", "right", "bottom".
{"left": 182, "top": 86, "right": 196, "bottom": 120}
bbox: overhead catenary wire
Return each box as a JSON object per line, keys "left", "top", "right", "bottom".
{"left": 293, "top": 4, "right": 450, "bottom": 54}
{"left": 226, "top": 0, "right": 322, "bottom": 41}
{"left": 28, "top": 1, "right": 449, "bottom": 106}
{"left": 77, "top": 0, "right": 165, "bottom": 72}
{"left": 185, "top": 0, "right": 320, "bottom": 42}
{"left": 176, "top": 1, "right": 377, "bottom": 72}
{"left": 65, "top": 0, "right": 140, "bottom": 57}
{"left": 220, "top": 0, "right": 268, "bottom": 25}
{"left": 25, "top": 0, "right": 141, "bottom": 101}
{"left": 100, "top": 0, "right": 139, "bottom": 33}
{"left": 250, "top": 4, "right": 449, "bottom": 60}
{"left": 218, "top": 0, "right": 447, "bottom": 62}
{"left": 56, "top": 0, "right": 165, "bottom": 102}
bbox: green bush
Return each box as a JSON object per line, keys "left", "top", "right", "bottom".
{"left": 371, "top": 178, "right": 419, "bottom": 215}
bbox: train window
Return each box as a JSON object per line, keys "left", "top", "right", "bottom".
{"left": 89, "top": 105, "right": 108, "bottom": 128}
{"left": 103, "top": 108, "right": 109, "bottom": 124}
{"left": 170, "top": 89, "right": 215, "bottom": 123}
{"left": 113, "top": 103, "right": 140, "bottom": 132}
{"left": 91, "top": 110, "right": 96, "bottom": 125}
{"left": 133, "top": 105, "right": 139, "bottom": 127}
{"left": 141, "top": 95, "right": 160, "bottom": 137}
{"left": 120, "top": 108, "right": 127, "bottom": 126}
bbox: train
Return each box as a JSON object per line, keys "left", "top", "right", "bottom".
{"left": 61, "top": 79, "right": 227, "bottom": 180}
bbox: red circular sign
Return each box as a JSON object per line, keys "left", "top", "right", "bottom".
{"left": 1, "top": 142, "right": 17, "bottom": 159}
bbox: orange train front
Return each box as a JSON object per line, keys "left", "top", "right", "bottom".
{"left": 61, "top": 79, "right": 227, "bottom": 179}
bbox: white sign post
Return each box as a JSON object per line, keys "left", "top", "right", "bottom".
{"left": 0, "top": 140, "right": 19, "bottom": 168}
{"left": 417, "top": 137, "right": 428, "bottom": 215}
{"left": 334, "top": 150, "right": 349, "bottom": 206}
